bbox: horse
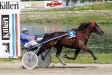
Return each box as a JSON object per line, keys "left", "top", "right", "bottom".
{"left": 37, "top": 21, "right": 104, "bottom": 65}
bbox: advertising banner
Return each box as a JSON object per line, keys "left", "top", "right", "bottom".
{"left": 0, "top": 0, "right": 20, "bottom": 58}
{"left": 24, "top": 2, "right": 31, "bottom": 8}
{"left": 20, "top": 1, "right": 44, "bottom": 8}
{"left": 31, "top": 1, "right": 44, "bottom": 8}
{"left": 45, "top": 1, "right": 62, "bottom": 8}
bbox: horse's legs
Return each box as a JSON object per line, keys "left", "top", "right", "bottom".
{"left": 37, "top": 49, "right": 44, "bottom": 56}
{"left": 81, "top": 45, "right": 98, "bottom": 63}
{"left": 89, "top": 50, "right": 98, "bottom": 63}
{"left": 63, "top": 48, "right": 80, "bottom": 60}
{"left": 74, "top": 49, "right": 80, "bottom": 59}
{"left": 55, "top": 45, "right": 66, "bottom": 65}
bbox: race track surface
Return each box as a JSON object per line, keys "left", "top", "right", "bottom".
{"left": 0, "top": 61, "right": 112, "bottom": 75}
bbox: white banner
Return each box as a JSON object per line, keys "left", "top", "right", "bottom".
{"left": 0, "top": 0, "right": 20, "bottom": 14}
{"left": 0, "top": 0, "right": 20, "bottom": 58}
{"left": 20, "top": 1, "right": 44, "bottom": 8}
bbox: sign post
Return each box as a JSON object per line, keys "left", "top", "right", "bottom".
{"left": 0, "top": 0, "right": 20, "bottom": 58}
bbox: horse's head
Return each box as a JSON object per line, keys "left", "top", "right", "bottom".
{"left": 77, "top": 21, "right": 104, "bottom": 36}
{"left": 89, "top": 21, "right": 104, "bottom": 36}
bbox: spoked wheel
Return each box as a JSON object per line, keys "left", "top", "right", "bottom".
{"left": 22, "top": 52, "right": 38, "bottom": 69}
{"left": 38, "top": 51, "right": 51, "bottom": 68}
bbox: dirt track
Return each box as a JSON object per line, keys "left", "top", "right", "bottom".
{"left": 0, "top": 60, "right": 112, "bottom": 75}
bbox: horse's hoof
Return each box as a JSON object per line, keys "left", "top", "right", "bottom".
{"left": 95, "top": 60, "right": 98, "bottom": 63}
{"left": 50, "top": 63, "right": 55, "bottom": 68}
{"left": 62, "top": 63, "right": 66, "bottom": 66}
{"left": 63, "top": 54, "right": 67, "bottom": 58}
{"left": 63, "top": 64, "right": 67, "bottom": 68}
{"left": 22, "top": 66, "right": 26, "bottom": 69}
{"left": 63, "top": 63, "right": 66, "bottom": 65}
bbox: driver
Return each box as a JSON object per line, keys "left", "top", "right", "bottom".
{"left": 20, "top": 27, "right": 39, "bottom": 49}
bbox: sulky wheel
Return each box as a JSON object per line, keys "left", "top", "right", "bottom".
{"left": 22, "top": 52, "right": 38, "bottom": 69}
{"left": 38, "top": 51, "right": 51, "bottom": 68}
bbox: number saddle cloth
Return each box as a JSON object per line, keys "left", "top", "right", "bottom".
{"left": 68, "top": 30, "right": 76, "bottom": 41}
{"left": 68, "top": 30, "right": 76, "bottom": 47}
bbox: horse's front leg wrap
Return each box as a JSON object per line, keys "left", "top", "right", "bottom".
{"left": 56, "top": 55, "right": 66, "bottom": 65}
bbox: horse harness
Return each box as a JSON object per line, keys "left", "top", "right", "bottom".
{"left": 68, "top": 31, "right": 88, "bottom": 47}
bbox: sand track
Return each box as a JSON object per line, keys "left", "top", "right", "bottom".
{"left": 0, "top": 61, "right": 112, "bottom": 75}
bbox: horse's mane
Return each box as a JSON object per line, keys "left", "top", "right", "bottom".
{"left": 75, "top": 22, "right": 89, "bottom": 31}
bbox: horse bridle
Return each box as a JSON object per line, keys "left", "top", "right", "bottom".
{"left": 90, "top": 21, "right": 100, "bottom": 34}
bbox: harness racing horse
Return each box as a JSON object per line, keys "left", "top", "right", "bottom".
{"left": 37, "top": 21, "right": 104, "bottom": 65}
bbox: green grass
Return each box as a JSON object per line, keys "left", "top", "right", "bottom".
{"left": 48, "top": 16, "right": 112, "bottom": 24}
{"left": 21, "top": 2, "right": 112, "bottom": 24}
{"left": 51, "top": 53, "right": 112, "bottom": 64}
{"left": 22, "top": 16, "right": 112, "bottom": 24}
{"left": 0, "top": 57, "right": 21, "bottom": 62}
{"left": 77, "top": 2, "right": 112, "bottom": 10}
{"left": 0, "top": 54, "right": 111, "bottom": 64}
